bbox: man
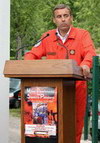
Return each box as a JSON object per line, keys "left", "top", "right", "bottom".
{"left": 24, "top": 4, "right": 96, "bottom": 143}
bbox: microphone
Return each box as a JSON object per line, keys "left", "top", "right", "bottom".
{"left": 35, "top": 33, "right": 50, "bottom": 45}
{"left": 15, "top": 33, "right": 50, "bottom": 59}
{"left": 55, "top": 32, "right": 58, "bottom": 36}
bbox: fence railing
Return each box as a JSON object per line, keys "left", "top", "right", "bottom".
{"left": 84, "top": 56, "right": 100, "bottom": 142}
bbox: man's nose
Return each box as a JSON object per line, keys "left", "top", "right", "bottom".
{"left": 61, "top": 16, "right": 65, "bottom": 21}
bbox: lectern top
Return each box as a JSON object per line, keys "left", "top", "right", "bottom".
{"left": 3, "top": 59, "right": 87, "bottom": 79}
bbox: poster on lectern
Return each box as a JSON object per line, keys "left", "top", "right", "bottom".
{"left": 24, "top": 86, "right": 57, "bottom": 141}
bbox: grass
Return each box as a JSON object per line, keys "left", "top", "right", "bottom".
{"left": 9, "top": 108, "right": 21, "bottom": 117}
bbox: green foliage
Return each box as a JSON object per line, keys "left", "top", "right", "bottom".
{"left": 73, "top": 0, "right": 100, "bottom": 47}
{"left": 10, "top": 0, "right": 100, "bottom": 59}
{"left": 10, "top": 108, "right": 21, "bottom": 117}
{"left": 10, "top": 0, "right": 37, "bottom": 57}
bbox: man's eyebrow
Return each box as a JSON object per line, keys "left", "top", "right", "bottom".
{"left": 56, "top": 14, "right": 61, "bottom": 17}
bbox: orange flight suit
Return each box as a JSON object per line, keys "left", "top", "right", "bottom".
{"left": 24, "top": 27, "right": 96, "bottom": 143}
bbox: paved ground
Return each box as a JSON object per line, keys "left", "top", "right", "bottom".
{"left": 9, "top": 115, "right": 20, "bottom": 143}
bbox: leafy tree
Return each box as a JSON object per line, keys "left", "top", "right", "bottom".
{"left": 10, "top": 0, "right": 100, "bottom": 59}
{"left": 73, "top": 0, "right": 100, "bottom": 48}
{"left": 10, "top": 0, "right": 38, "bottom": 59}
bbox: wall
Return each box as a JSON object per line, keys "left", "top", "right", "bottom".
{"left": 0, "top": 0, "right": 10, "bottom": 142}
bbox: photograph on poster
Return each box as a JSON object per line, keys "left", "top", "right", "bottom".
{"left": 24, "top": 87, "right": 57, "bottom": 138}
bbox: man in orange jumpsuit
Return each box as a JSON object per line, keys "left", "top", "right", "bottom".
{"left": 24, "top": 4, "right": 96, "bottom": 143}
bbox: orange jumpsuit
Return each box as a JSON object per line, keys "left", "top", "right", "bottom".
{"left": 24, "top": 27, "right": 96, "bottom": 143}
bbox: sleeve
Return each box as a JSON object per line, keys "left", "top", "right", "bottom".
{"left": 24, "top": 34, "right": 46, "bottom": 60}
{"left": 80, "top": 31, "right": 96, "bottom": 68}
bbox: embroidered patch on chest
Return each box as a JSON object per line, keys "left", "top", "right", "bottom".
{"left": 69, "top": 49, "right": 75, "bottom": 55}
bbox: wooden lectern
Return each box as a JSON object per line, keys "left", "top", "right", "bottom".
{"left": 4, "top": 59, "right": 84, "bottom": 143}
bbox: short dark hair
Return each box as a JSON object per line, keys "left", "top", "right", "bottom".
{"left": 53, "top": 4, "right": 72, "bottom": 16}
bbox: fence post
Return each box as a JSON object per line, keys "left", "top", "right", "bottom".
{"left": 92, "top": 56, "right": 100, "bottom": 143}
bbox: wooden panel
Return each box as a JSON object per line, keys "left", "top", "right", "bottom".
{"left": 63, "top": 80, "right": 76, "bottom": 143}
{"left": 3, "top": 59, "right": 83, "bottom": 78}
{"left": 21, "top": 78, "right": 63, "bottom": 143}
{"left": 21, "top": 78, "right": 76, "bottom": 143}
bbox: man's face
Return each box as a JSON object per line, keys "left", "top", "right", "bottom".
{"left": 53, "top": 8, "right": 73, "bottom": 32}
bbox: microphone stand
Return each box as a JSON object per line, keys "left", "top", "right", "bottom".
{"left": 55, "top": 33, "right": 69, "bottom": 59}
{"left": 15, "top": 33, "right": 50, "bottom": 60}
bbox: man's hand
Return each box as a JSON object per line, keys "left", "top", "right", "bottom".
{"left": 80, "top": 65, "right": 90, "bottom": 79}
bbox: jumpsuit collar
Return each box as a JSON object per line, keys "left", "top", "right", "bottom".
{"left": 56, "top": 28, "right": 71, "bottom": 43}
{"left": 53, "top": 27, "right": 76, "bottom": 42}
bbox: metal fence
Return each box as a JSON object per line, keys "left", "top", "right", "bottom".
{"left": 92, "top": 56, "right": 100, "bottom": 143}
{"left": 84, "top": 56, "right": 100, "bottom": 142}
